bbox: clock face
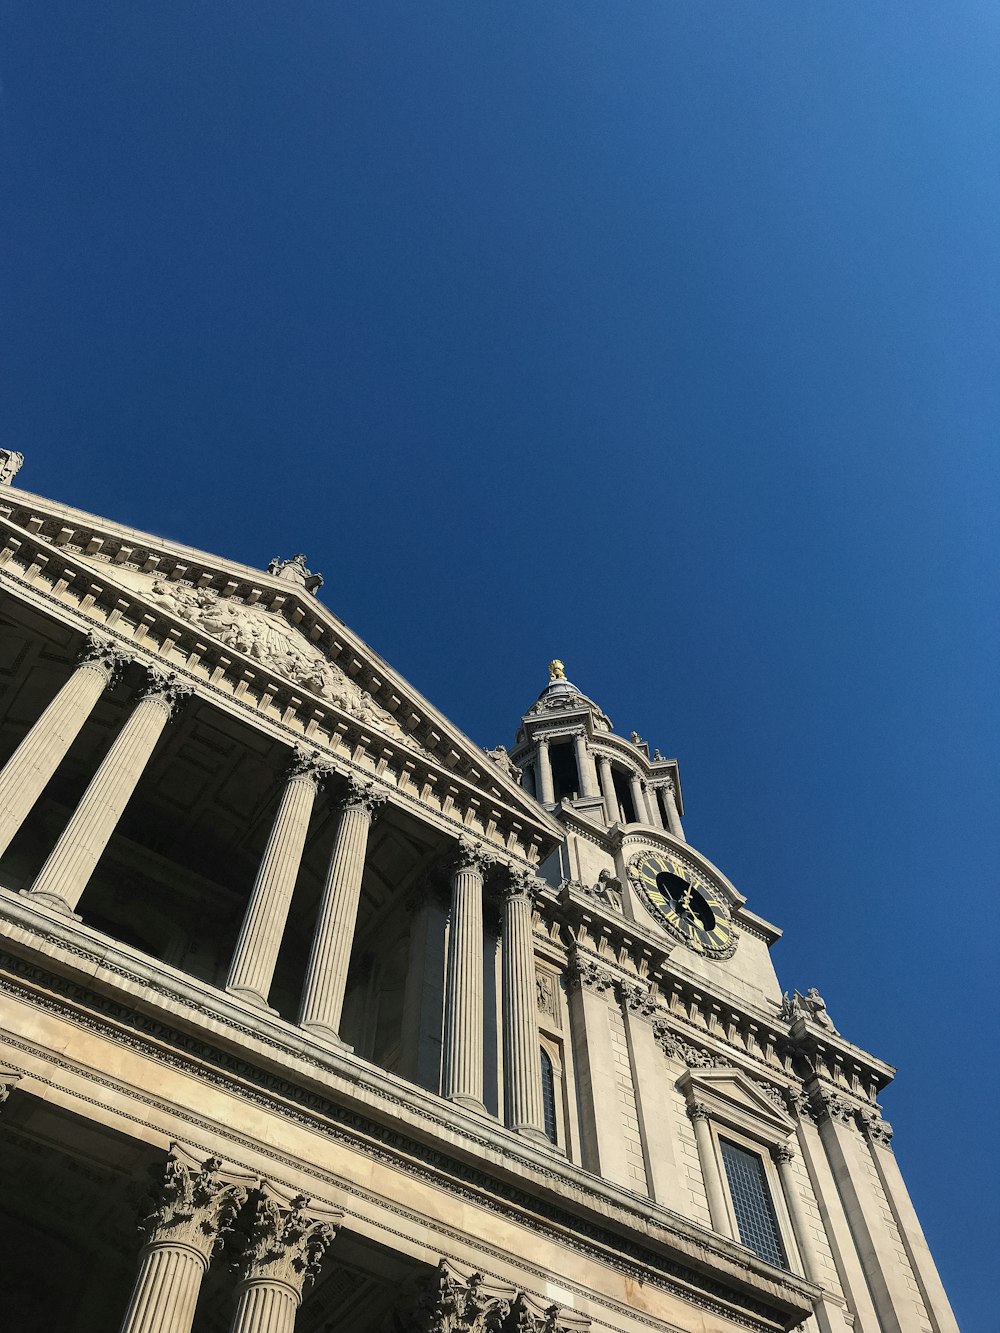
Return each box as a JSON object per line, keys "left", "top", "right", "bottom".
{"left": 627, "top": 848, "right": 737, "bottom": 958}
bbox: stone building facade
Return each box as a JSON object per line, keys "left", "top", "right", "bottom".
{"left": 0, "top": 452, "right": 957, "bottom": 1333}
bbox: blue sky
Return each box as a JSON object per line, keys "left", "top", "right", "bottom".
{"left": 1, "top": 4, "right": 997, "bottom": 1326}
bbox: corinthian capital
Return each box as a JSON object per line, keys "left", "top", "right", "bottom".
{"left": 139, "top": 1145, "right": 249, "bottom": 1262}
{"left": 79, "top": 633, "right": 130, "bottom": 683}
{"left": 0, "top": 1063, "right": 23, "bottom": 1107}
{"left": 501, "top": 864, "right": 542, "bottom": 903}
{"left": 140, "top": 668, "right": 192, "bottom": 716}
{"left": 452, "top": 836, "right": 494, "bottom": 877}
{"left": 233, "top": 1186, "right": 341, "bottom": 1299}
{"left": 339, "top": 776, "right": 385, "bottom": 819}
{"left": 857, "top": 1107, "right": 894, "bottom": 1148}
{"left": 287, "top": 746, "right": 335, "bottom": 788}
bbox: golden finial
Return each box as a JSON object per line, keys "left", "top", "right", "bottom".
{"left": 548, "top": 659, "right": 566, "bottom": 681}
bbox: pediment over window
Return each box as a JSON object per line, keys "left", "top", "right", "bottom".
{"left": 678, "top": 1067, "right": 794, "bottom": 1142}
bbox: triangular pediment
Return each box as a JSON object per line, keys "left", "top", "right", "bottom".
{"left": 679, "top": 1067, "right": 794, "bottom": 1139}
{"left": 0, "top": 484, "right": 562, "bottom": 854}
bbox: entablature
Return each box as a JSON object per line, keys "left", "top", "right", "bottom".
{"left": 0, "top": 505, "right": 561, "bottom": 863}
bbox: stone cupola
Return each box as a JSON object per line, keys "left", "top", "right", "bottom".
{"left": 510, "top": 662, "right": 686, "bottom": 839}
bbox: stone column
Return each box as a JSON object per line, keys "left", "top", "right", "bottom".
{"left": 643, "top": 783, "right": 664, "bottom": 829}
{"left": 859, "top": 1112, "right": 960, "bottom": 1333}
{"left": 772, "top": 1143, "right": 844, "bottom": 1333}
{"left": 226, "top": 749, "right": 331, "bottom": 1012}
{"left": 660, "top": 778, "right": 685, "bottom": 840}
{"left": 572, "top": 733, "right": 599, "bottom": 798}
{"left": 228, "top": 1187, "right": 340, "bottom": 1333}
{"left": 535, "top": 739, "right": 555, "bottom": 804}
{"left": 628, "top": 774, "right": 647, "bottom": 826}
{"left": 25, "top": 669, "right": 189, "bottom": 916}
{"left": 119, "top": 1146, "right": 249, "bottom": 1333}
{"left": 687, "top": 1102, "right": 733, "bottom": 1237}
{"left": 0, "top": 635, "right": 127, "bottom": 860}
{"left": 597, "top": 756, "right": 620, "bottom": 824}
{"left": 500, "top": 867, "right": 547, "bottom": 1142}
{"left": 441, "top": 838, "right": 492, "bottom": 1111}
{"left": 298, "top": 778, "right": 383, "bottom": 1046}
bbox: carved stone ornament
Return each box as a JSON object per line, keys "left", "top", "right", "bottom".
{"left": 501, "top": 865, "right": 541, "bottom": 902}
{"left": 97, "top": 567, "right": 426, "bottom": 751}
{"left": 287, "top": 745, "right": 335, "bottom": 787}
{"left": 772, "top": 1143, "right": 796, "bottom": 1165}
{"left": 340, "top": 775, "right": 385, "bottom": 819}
{"left": 0, "top": 1064, "right": 23, "bottom": 1106}
{"left": 564, "top": 954, "right": 616, "bottom": 995}
{"left": 452, "top": 836, "right": 494, "bottom": 877}
{"left": 686, "top": 1100, "right": 712, "bottom": 1122}
{"left": 618, "top": 979, "right": 657, "bottom": 1019}
{"left": 535, "top": 970, "right": 560, "bottom": 1025}
{"left": 753, "top": 1079, "right": 790, "bottom": 1114}
{"left": 484, "top": 745, "right": 521, "bottom": 784}
{"left": 233, "top": 1187, "right": 340, "bottom": 1298}
{"left": 779, "top": 988, "right": 838, "bottom": 1033}
{"left": 138, "top": 1145, "right": 249, "bottom": 1262}
{"left": 78, "top": 632, "right": 130, "bottom": 683}
{"left": 0, "top": 449, "right": 24, "bottom": 485}
{"left": 653, "top": 1018, "right": 724, "bottom": 1070}
{"left": 857, "top": 1107, "right": 894, "bottom": 1148}
{"left": 397, "top": 1261, "right": 590, "bottom": 1333}
{"left": 815, "top": 1090, "right": 857, "bottom": 1126}
{"left": 140, "top": 668, "right": 192, "bottom": 715}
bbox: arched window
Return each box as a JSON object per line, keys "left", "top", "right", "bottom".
{"left": 540, "top": 1047, "right": 558, "bottom": 1144}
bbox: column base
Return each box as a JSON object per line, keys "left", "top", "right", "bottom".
{"left": 226, "top": 986, "right": 280, "bottom": 1017}
{"left": 299, "top": 1020, "right": 353, "bottom": 1052}
{"left": 18, "top": 888, "right": 82, "bottom": 921}
{"left": 514, "top": 1124, "right": 553, "bottom": 1147}
{"left": 448, "top": 1094, "right": 489, "bottom": 1115}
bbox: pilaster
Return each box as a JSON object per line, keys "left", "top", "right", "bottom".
{"left": 564, "top": 951, "right": 630, "bottom": 1186}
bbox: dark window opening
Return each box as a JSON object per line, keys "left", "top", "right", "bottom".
{"left": 540, "top": 1048, "right": 558, "bottom": 1143}
{"left": 549, "top": 742, "right": 579, "bottom": 803}
{"left": 612, "top": 768, "right": 637, "bottom": 824}
{"left": 720, "top": 1139, "right": 788, "bottom": 1268}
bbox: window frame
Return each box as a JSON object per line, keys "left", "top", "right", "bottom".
{"left": 677, "top": 1067, "right": 804, "bottom": 1275}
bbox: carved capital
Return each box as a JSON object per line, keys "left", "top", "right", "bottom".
{"left": 653, "top": 1019, "right": 723, "bottom": 1069}
{"left": 139, "top": 1145, "right": 249, "bottom": 1262}
{"left": 857, "top": 1107, "right": 894, "bottom": 1148}
{"left": 398, "top": 1261, "right": 591, "bottom": 1333}
{"left": 0, "top": 448, "right": 24, "bottom": 485}
{"left": 772, "top": 1143, "right": 796, "bottom": 1165}
{"left": 617, "top": 979, "right": 657, "bottom": 1019}
{"left": 339, "top": 776, "right": 385, "bottom": 819}
{"left": 140, "top": 668, "right": 192, "bottom": 716}
{"left": 564, "top": 953, "right": 616, "bottom": 995}
{"left": 452, "top": 836, "right": 494, "bottom": 878}
{"left": 286, "top": 746, "right": 334, "bottom": 788}
{"left": 233, "top": 1187, "right": 340, "bottom": 1299}
{"left": 78, "top": 633, "right": 130, "bottom": 684}
{"left": 686, "top": 1101, "right": 712, "bottom": 1123}
{"left": 500, "top": 864, "right": 542, "bottom": 903}
{"left": 815, "top": 1090, "right": 857, "bottom": 1126}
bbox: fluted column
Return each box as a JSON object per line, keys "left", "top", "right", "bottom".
{"left": 535, "top": 739, "right": 555, "bottom": 804}
{"left": 643, "top": 783, "right": 663, "bottom": 828}
{"left": 597, "top": 755, "right": 620, "bottom": 824}
{"left": 687, "top": 1102, "right": 733, "bottom": 1237}
{"left": 501, "top": 867, "right": 547, "bottom": 1142}
{"left": 572, "top": 733, "right": 599, "bottom": 798}
{"left": 227, "top": 749, "right": 331, "bottom": 1011}
{"left": 229, "top": 1187, "right": 340, "bottom": 1333}
{"left": 0, "top": 635, "right": 126, "bottom": 860}
{"left": 25, "top": 669, "right": 189, "bottom": 915}
{"left": 119, "top": 1146, "right": 249, "bottom": 1333}
{"left": 660, "top": 777, "right": 685, "bottom": 840}
{"left": 441, "top": 838, "right": 492, "bottom": 1111}
{"left": 298, "top": 778, "right": 383, "bottom": 1045}
{"left": 628, "top": 774, "right": 647, "bottom": 826}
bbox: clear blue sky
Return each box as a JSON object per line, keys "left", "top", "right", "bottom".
{"left": 1, "top": 5, "right": 997, "bottom": 1326}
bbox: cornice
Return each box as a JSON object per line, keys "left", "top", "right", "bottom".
{"left": 0, "top": 896, "right": 817, "bottom": 1332}
{"left": 0, "top": 493, "right": 564, "bottom": 852}
{"left": 0, "top": 526, "right": 556, "bottom": 863}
